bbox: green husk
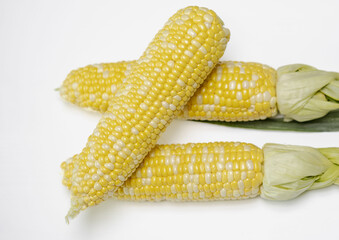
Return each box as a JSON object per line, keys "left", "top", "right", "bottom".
{"left": 276, "top": 64, "right": 339, "bottom": 122}
{"left": 194, "top": 109, "right": 339, "bottom": 132}
{"left": 260, "top": 144, "right": 339, "bottom": 200}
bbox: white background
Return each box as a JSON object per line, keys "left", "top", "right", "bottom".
{"left": 0, "top": 0, "right": 338, "bottom": 239}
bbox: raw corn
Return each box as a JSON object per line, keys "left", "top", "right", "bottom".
{"left": 62, "top": 6, "right": 229, "bottom": 221}
{"left": 113, "top": 142, "right": 263, "bottom": 201}
{"left": 60, "top": 61, "right": 277, "bottom": 121}
{"left": 63, "top": 141, "right": 339, "bottom": 202}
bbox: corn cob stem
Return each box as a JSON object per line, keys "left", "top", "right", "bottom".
{"left": 62, "top": 6, "right": 229, "bottom": 221}
{"left": 60, "top": 61, "right": 277, "bottom": 121}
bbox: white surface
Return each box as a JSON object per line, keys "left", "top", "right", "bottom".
{"left": 0, "top": 0, "right": 338, "bottom": 239}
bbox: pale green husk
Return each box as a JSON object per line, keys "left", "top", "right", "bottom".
{"left": 276, "top": 64, "right": 339, "bottom": 122}
{"left": 260, "top": 144, "right": 339, "bottom": 200}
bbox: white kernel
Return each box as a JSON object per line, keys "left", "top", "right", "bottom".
{"left": 194, "top": 175, "right": 199, "bottom": 185}
{"left": 116, "top": 140, "right": 125, "bottom": 148}
{"left": 208, "top": 153, "right": 214, "bottom": 162}
{"left": 140, "top": 103, "right": 148, "bottom": 111}
{"left": 233, "top": 190, "right": 240, "bottom": 198}
{"left": 136, "top": 170, "right": 142, "bottom": 178}
{"left": 240, "top": 67, "right": 245, "bottom": 74}
{"left": 108, "top": 135, "right": 116, "bottom": 142}
{"left": 188, "top": 28, "right": 197, "bottom": 38}
{"left": 174, "top": 95, "right": 181, "bottom": 101}
{"left": 102, "top": 93, "right": 109, "bottom": 101}
{"left": 229, "top": 81, "right": 236, "bottom": 90}
{"left": 97, "top": 169, "right": 104, "bottom": 176}
{"left": 188, "top": 163, "right": 194, "bottom": 174}
{"left": 103, "top": 70, "right": 109, "bottom": 79}
{"left": 113, "top": 144, "right": 121, "bottom": 151}
{"left": 196, "top": 94, "right": 203, "bottom": 104}
{"left": 118, "top": 176, "right": 125, "bottom": 181}
{"left": 213, "top": 95, "right": 220, "bottom": 105}
{"left": 248, "top": 106, "right": 255, "bottom": 112}
{"left": 102, "top": 144, "right": 110, "bottom": 151}
{"left": 220, "top": 37, "right": 228, "bottom": 44}
{"left": 137, "top": 89, "right": 146, "bottom": 96}
{"left": 168, "top": 43, "right": 176, "bottom": 50}
{"left": 252, "top": 74, "right": 259, "bottom": 81}
{"left": 184, "top": 50, "right": 193, "bottom": 58}
{"left": 241, "top": 171, "right": 247, "bottom": 180}
{"left": 216, "top": 172, "right": 222, "bottom": 182}
{"left": 220, "top": 188, "right": 227, "bottom": 197}
{"left": 236, "top": 92, "right": 243, "bottom": 101}
{"left": 203, "top": 146, "right": 208, "bottom": 153}
{"left": 89, "top": 94, "right": 96, "bottom": 102}
{"left": 223, "top": 27, "right": 231, "bottom": 37}
{"left": 169, "top": 104, "right": 176, "bottom": 111}
{"left": 199, "top": 192, "right": 205, "bottom": 199}
{"left": 160, "top": 119, "right": 167, "bottom": 125}
{"left": 187, "top": 183, "right": 193, "bottom": 193}
{"left": 208, "top": 61, "right": 213, "bottom": 68}
{"left": 118, "top": 151, "right": 127, "bottom": 159}
{"left": 250, "top": 96, "right": 256, "bottom": 105}
{"left": 226, "top": 162, "right": 233, "bottom": 170}
{"left": 199, "top": 46, "right": 207, "bottom": 54}
{"left": 150, "top": 120, "right": 158, "bottom": 129}
{"left": 115, "top": 126, "right": 122, "bottom": 132}
{"left": 184, "top": 8, "right": 192, "bottom": 14}
{"left": 203, "top": 105, "right": 210, "bottom": 112}
{"left": 171, "top": 184, "right": 177, "bottom": 194}
{"left": 183, "top": 174, "right": 190, "bottom": 184}
{"left": 173, "top": 165, "right": 178, "bottom": 175}
{"left": 181, "top": 14, "right": 189, "bottom": 21}
{"left": 256, "top": 93, "right": 263, "bottom": 103}
{"left": 249, "top": 80, "right": 256, "bottom": 88}
{"left": 244, "top": 145, "right": 251, "bottom": 151}
{"left": 108, "top": 154, "right": 115, "bottom": 162}
{"left": 191, "top": 39, "right": 201, "bottom": 48}
{"left": 94, "top": 182, "right": 102, "bottom": 190}
{"left": 216, "top": 162, "right": 224, "bottom": 171}
{"left": 176, "top": 19, "right": 184, "bottom": 25}
{"left": 205, "top": 163, "right": 211, "bottom": 173}
{"left": 146, "top": 167, "right": 152, "bottom": 178}
{"left": 95, "top": 161, "right": 101, "bottom": 169}
{"left": 204, "top": 14, "right": 214, "bottom": 22}
{"left": 191, "top": 154, "right": 196, "bottom": 163}
{"left": 154, "top": 67, "right": 161, "bottom": 72}
{"left": 205, "top": 173, "right": 212, "bottom": 184}
{"left": 92, "top": 174, "right": 100, "bottom": 181}
{"left": 204, "top": 22, "right": 211, "bottom": 29}
{"left": 219, "top": 153, "right": 225, "bottom": 162}
{"left": 177, "top": 79, "right": 186, "bottom": 87}
{"left": 72, "top": 82, "right": 78, "bottom": 90}
{"left": 246, "top": 160, "right": 254, "bottom": 170}
{"left": 93, "top": 64, "right": 103, "bottom": 73}
{"left": 111, "top": 84, "right": 117, "bottom": 93}
{"left": 238, "top": 180, "right": 244, "bottom": 191}
{"left": 242, "top": 81, "right": 249, "bottom": 89}
{"left": 263, "top": 91, "right": 271, "bottom": 101}
{"left": 128, "top": 107, "right": 136, "bottom": 113}
{"left": 167, "top": 60, "right": 174, "bottom": 68}
{"left": 104, "top": 163, "right": 114, "bottom": 170}
{"left": 220, "top": 106, "right": 227, "bottom": 112}
{"left": 228, "top": 171, "right": 234, "bottom": 182}
{"left": 162, "top": 101, "right": 169, "bottom": 109}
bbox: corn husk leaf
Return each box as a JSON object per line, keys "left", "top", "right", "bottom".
{"left": 195, "top": 109, "right": 339, "bottom": 132}
{"left": 261, "top": 144, "right": 339, "bottom": 200}
{"left": 276, "top": 64, "right": 339, "bottom": 122}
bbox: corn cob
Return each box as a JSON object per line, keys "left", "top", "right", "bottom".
{"left": 62, "top": 6, "right": 229, "bottom": 220}
{"left": 60, "top": 61, "right": 277, "bottom": 121}
{"left": 113, "top": 142, "right": 263, "bottom": 201}
{"left": 62, "top": 141, "right": 339, "bottom": 202}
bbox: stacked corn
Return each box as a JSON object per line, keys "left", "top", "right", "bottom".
{"left": 60, "top": 61, "right": 277, "bottom": 122}
{"left": 62, "top": 6, "right": 229, "bottom": 220}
